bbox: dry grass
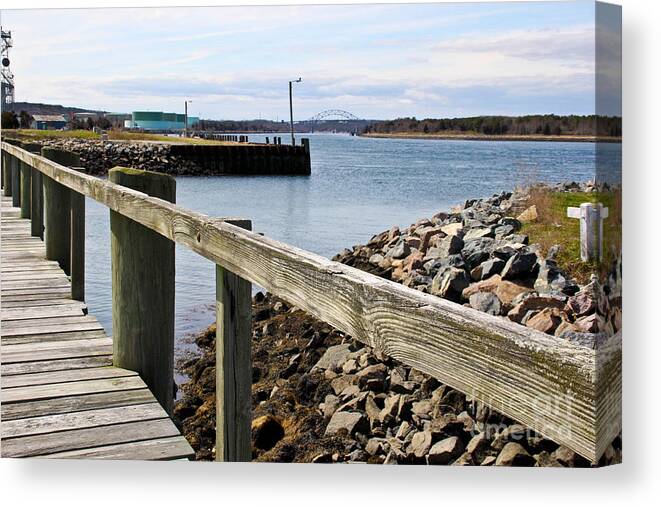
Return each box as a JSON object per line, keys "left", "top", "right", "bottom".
{"left": 9, "top": 128, "right": 239, "bottom": 145}
{"left": 522, "top": 187, "right": 622, "bottom": 284}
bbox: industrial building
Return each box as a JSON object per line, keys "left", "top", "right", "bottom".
{"left": 124, "top": 111, "right": 199, "bottom": 132}
{"left": 30, "top": 114, "right": 67, "bottom": 130}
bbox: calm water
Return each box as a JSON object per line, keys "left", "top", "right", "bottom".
{"left": 84, "top": 134, "right": 621, "bottom": 359}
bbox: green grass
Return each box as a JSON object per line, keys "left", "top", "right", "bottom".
{"left": 521, "top": 189, "right": 621, "bottom": 284}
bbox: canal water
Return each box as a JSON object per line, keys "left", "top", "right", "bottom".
{"left": 84, "top": 134, "right": 621, "bottom": 366}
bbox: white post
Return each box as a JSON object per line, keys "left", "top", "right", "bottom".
{"left": 567, "top": 202, "right": 609, "bottom": 262}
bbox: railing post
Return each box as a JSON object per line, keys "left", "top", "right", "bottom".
{"left": 41, "top": 147, "right": 77, "bottom": 274}
{"left": 23, "top": 143, "right": 44, "bottom": 239}
{"left": 215, "top": 219, "right": 253, "bottom": 462}
{"left": 19, "top": 149, "right": 34, "bottom": 219}
{"left": 70, "top": 171, "right": 85, "bottom": 302}
{"left": 11, "top": 140, "right": 22, "bottom": 207}
{"left": 109, "top": 167, "right": 176, "bottom": 415}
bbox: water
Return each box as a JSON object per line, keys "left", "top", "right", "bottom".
{"left": 84, "top": 134, "right": 621, "bottom": 360}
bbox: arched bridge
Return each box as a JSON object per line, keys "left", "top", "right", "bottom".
{"left": 307, "top": 109, "right": 361, "bottom": 122}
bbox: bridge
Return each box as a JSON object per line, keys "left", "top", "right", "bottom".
{"left": 300, "top": 109, "right": 371, "bottom": 133}
{"left": 1, "top": 139, "right": 620, "bottom": 463}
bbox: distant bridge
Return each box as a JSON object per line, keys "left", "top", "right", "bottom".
{"left": 306, "top": 109, "right": 361, "bottom": 122}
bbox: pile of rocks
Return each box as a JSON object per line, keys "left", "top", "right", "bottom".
{"left": 333, "top": 188, "right": 621, "bottom": 343}
{"left": 30, "top": 138, "right": 205, "bottom": 175}
{"left": 174, "top": 183, "right": 622, "bottom": 466}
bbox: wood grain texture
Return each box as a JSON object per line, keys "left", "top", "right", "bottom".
{"left": 109, "top": 167, "right": 176, "bottom": 416}
{"left": 216, "top": 235, "right": 253, "bottom": 462}
{"left": 19, "top": 160, "right": 31, "bottom": 219}
{"left": 70, "top": 190, "right": 85, "bottom": 301}
{"left": 2, "top": 141, "right": 621, "bottom": 462}
{"left": 44, "top": 436, "right": 194, "bottom": 460}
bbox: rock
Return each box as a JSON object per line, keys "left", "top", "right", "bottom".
{"left": 557, "top": 330, "right": 608, "bottom": 349}
{"left": 427, "top": 436, "right": 465, "bottom": 465}
{"left": 320, "top": 393, "right": 340, "bottom": 418}
{"left": 468, "top": 292, "right": 502, "bottom": 315}
{"left": 396, "top": 421, "right": 414, "bottom": 440}
{"left": 516, "top": 205, "right": 538, "bottom": 223}
{"left": 495, "top": 442, "right": 536, "bottom": 466}
{"left": 325, "top": 411, "right": 369, "bottom": 437}
{"left": 525, "top": 307, "right": 564, "bottom": 334}
{"left": 430, "top": 267, "right": 470, "bottom": 302}
{"left": 365, "top": 438, "right": 385, "bottom": 456}
{"left": 573, "top": 313, "right": 605, "bottom": 333}
{"left": 461, "top": 237, "right": 495, "bottom": 268}
{"left": 356, "top": 364, "right": 388, "bottom": 391}
{"left": 535, "top": 260, "right": 578, "bottom": 296}
{"left": 408, "top": 431, "right": 433, "bottom": 459}
{"left": 477, "top": 258, "right": 506, "bottom": 280}
{"left": 507, "top": 294, "right": 567, "bottom": 323}
{"left": 429, "top": 414, "right": 465, "bottom": 438}
{"left": 491, "top": 424, "right": 527, "bottom": 451}
{"left": 481, "top": 456, "right": 497, "bottom": 466}
{"left": 466, "top": 432, "right": 490, "bottom": 458}
{"left": 314, "top": 344, "right": 352, "bottom": 371}
{"left": 411, "top": 400, "right": 433, "bottom": 419}
{"left": 499, "top": 217, "right": 522, "bottom": 231}
{"left": 418, "top": 226, "right": 446, "bottom": 251}
{"left": 379, "top": 394, "right": 401, "bottom": 422}
{"left": 252, "top": 415, "right": 285, "bottom": 451}
{"left": 463, "top": 227, "right": 494, "bottom": 240}
{"left": 501, "top": 251, "right": 539, "bottom": 280}
{"left": 330, "top": 374, "right": 358, "bottom": 395}
{"left": 387, "top": 240, "right": 410, "bottom": 260}
{"left": 463, "top": 275, "right": 534, "bottom": 308}
{"left": 440, "top": 222, "right": 463, "bottom": 236}
{"left": 389, "top": 369, "right": 417, "bottom": 394}
{"left": 431, "top": 234, "right": 464, "bottom": 257}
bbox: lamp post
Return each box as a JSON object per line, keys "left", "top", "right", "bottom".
{"left": 184, "top": 100, "right": 192, "bottom": 137}
{"left": 289, "top": 78, "right": 301, "bottom": 145}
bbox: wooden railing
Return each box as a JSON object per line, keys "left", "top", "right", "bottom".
{"left": 0, "top": 140, "right": 621, "bottom": 463}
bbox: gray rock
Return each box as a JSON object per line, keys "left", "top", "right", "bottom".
{"left": 501, "top": 251, "right": 539, "bottom": 280}
{"left": 321, "top": 394, "right": 340, "bottom": 418}
{"left": 468, "top": 291, "right": 502, "bottom": 315}
{"left": 427, "top": 436, "right": 465, "bottom": 465}
{"left": 314, "top": 343, "right": 352, "bottom": 371}
{"left": 430, "top": 267, "right": 470, "bottom": 302}
{"left": 463, "top": 227, "right": 494, "bottom": 241}
{"left": 430, "top": 234, "right": 464, "bottom": 257}
{"left": 461, "top": 237, "right": 496, "bottom": 268}
{"left": 325, "top": 411, "right": 369, "bottom": 437}
{"left": 478, "top": 258, "right": 506, "bottom": 279}
{"left": 387, "top": 240, "right": 410, "bottom": 259}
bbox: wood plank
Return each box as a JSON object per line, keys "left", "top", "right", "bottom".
{"left": 43, "top": 436, "right": 194, "bottom": 460}
{"left": 1, "top": 403, "right": 166, "bottom": 438}
{"left": 1, "top": 366, "right": 136, "bottom": 388}
{"left": 1, "top": 375, "right": 146, "bottom": 403}
{"left": 1, "top": 303, "right": 87, "bottom": 321}
{"left": 1, "top": 355, "right": 113, "bottom": 376}
{"left": 1, "top": 337, "right": 112, "bottom": 363}
{"left": 1, "top": 388, "right": 155, "bottom": 420}
{"left": 2, "top": 329, "right": 106, "bottom": 346}
{"left": 0, "top": 320, "right": 104, "bottom": 338}
{"left": 1, "top": 314, "right": 100, "bottom": 329}
{"left": 0, "top": 418, "right": 182, "bottom": 458}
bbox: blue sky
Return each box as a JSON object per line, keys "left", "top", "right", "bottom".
{"left": 1, "top": 1, "right": 600, "bottom": 120}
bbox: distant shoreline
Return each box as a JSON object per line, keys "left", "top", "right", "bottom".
{"left": 360, "top": 132, "right": 622, "bottom": 143}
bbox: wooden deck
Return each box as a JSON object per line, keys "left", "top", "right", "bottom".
{"left": 0, "top": 196, "right": 194, "bottom": 460}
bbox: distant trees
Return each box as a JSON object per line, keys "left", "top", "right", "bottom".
{"left": 367, "top": 115, "right": 622, "bottom": 137}
{"left": 18, "top": 111, "right": 32, "bottom": 128}
{"left": 1, "top": 111, "right": 19, "bottom": 129}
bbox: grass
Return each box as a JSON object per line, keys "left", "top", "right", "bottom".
{"left": 6, "top": 128, "right": 238, "bottom": 145}
{"left": 521, "top": 187, "right": 622, "bottom": 284}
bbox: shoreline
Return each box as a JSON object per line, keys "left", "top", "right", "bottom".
{"left": 360, "top": 132, "right": 622, "bottom": 143}
{"left": 174, "top": 181, "right": 621, "bottom": 466}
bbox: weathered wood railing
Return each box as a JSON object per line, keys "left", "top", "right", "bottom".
{"left": 1, "top": 140, "right": 621, "bottom": 463}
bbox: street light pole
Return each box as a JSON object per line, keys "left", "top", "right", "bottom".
{"left": 184, "top": 100, "right": 192, "bottom": 138}
{"left": 289, "top": 78, "right": 301, "bottom": 145}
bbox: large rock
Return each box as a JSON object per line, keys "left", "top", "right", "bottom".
{"left": 427, "top": 436, "right": 465, "bottom": 465}
{"left": 428, "top": 234, "right": 464, "bottom": 258}
{"left": 408, "top": 431, "right": 433, "bottom": 459}
{"left": 461, "top": 237, "right": 495, "bottom": 268}
{"left": 440, "top": 222, "right": 463, "bottom": 236}
{"left": 525, "top": 307, "right": 564, "bottom": 334}
{"left": 325, "top": 411, "right": 369, "bottom": 436}
{"left": 468, "top": 292, "right": 502, "bottom": 315}
{"left": 463, "top": 227, "right": 494, "bottom": 241}
{"left": 463, "top": 275, "right": 534, "bottom": 308}
{"left": 314, "top": 344, "right": 352, "bottom": 371}
{"left": 535, "top": 259, "right": 578, "bottom": 296}
{"left": 495, "top": 442, "right": 536, "bottom": 466}
{"left": 431, "top": 267, "right": 470, "bottom": 302}
{"left": 516, "top": 205, "right": 538, "bottom": 223}
{"left": 507, "top": 294, "right": 567, "bottom": 323}
{"left": 501, "top": 251, "right": 539, "bottom": 280}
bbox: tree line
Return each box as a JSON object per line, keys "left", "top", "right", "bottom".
{"left": 363, "top": 115, "right": 622, "bottom": 137}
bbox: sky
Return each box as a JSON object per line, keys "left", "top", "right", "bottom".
{"left": 0, "top": 1, "right": 604, "bottom": 121}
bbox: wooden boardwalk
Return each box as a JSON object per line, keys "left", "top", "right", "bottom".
{"left": 0, "top": 196, "right": 194, "bottom": 460}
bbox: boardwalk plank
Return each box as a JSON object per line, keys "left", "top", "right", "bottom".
{"left": 44, "top": 436, "right": 193, "bottom": 460}
{"left": 1, "top": 376, "right": 147, "bottom": 403}
{"left": 1, "top": 366, "right": 137, "bottom": 388}
{"left": 1, "top": 355, "right": 113, "bottom": 376}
